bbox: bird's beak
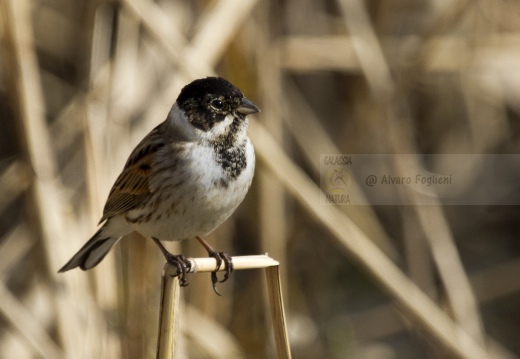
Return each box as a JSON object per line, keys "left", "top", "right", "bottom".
{"left": 237, "top": 98, "right": 260, "bottom": 115}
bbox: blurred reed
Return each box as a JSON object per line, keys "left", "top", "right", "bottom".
{"left": 1, "top": 0, "right": 520, "bottom": 358}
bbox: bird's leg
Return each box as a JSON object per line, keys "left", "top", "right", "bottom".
{"left": 196, "top": 236, "right": 234, "bottom": 295}
{"left": 152, "top": 237, "right": 191, "bottom": 287}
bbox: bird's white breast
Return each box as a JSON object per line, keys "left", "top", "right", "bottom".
{"left": 126, "top": 139, "right": 255, "bottom": 241}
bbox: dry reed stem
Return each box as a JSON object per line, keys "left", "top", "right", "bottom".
{"left": 157, "top": 265, "right": 183, "bottom": 359}
{"left": 158, "top": 257, "right": 288, "bottom": 359}
{"left": 87, "top": 9, "right": 119, "bottom": 306}
{"left": 338, "top": 0, "right": 486, "bottom": 345}
{"left": 0, "top": 283, "right": 63, "bottom": 359}
{"left": 0, "top": 0, "right": 92, "bottom": 356}
{"left": 0, "top": 161, "right": 32, "bottom": 213}
{"left": 189, "top": 0, "right": 260, "bottom": 67}
{"left": 265, "top": 266, "right": 293, "bottom": 359}
{"left": 121, "top": 0, "right": 211, "bottom": 77}
{"left": 189, "top": 255, "right": 279, "bottom": 272}
{"left": 282, "top": 79, "right": 398, "bottom": 259}
{"left": 251, "top": 1, "right": 290, "bottom": 302}
{"left": 350, "top": 259, "right": 520, "bottom": 346}
{"left": 249, "top": 120, "right": 503, "bottom": 359}
{"left": 0, "top": 225, "right": 33, "bottom": 279}
{"left": 86, "top": 11, "right": 127, "bottom": 359}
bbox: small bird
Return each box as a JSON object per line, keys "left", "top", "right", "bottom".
{"left": 59, "top": 77, "right": 259, "bottom": 294}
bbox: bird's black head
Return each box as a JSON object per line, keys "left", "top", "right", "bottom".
{"left": 177, "top": 77, "right": 259, "bottom": 132}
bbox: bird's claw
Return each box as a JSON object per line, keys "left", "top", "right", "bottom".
{"left": 208, "top": 251, "right": 234, "bottom": 296}
{"left": 165, "top": 253, "right": 191, "bottom": 287}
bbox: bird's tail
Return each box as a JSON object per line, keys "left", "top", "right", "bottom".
{"left": 58, "top": 218, "right": 130, "bottom": 272}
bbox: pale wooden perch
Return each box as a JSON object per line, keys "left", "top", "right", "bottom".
{"left": 156, "top": 255, "right": 291, "bottom": 359}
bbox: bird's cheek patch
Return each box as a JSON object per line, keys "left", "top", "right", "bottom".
{"left": 192, "top": 113, "right": 226, "bottom": 132}
{"left": 213, "top": 114, "right": 226, "bottom": 123}
{"left": 190, "top": 115, "right": 212, "bottom": 132}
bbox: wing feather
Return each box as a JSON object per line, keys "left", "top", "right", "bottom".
{"left": 99, "top": 125, "right": 165, "bottom": 223}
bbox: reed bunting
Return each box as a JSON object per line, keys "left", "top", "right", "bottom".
{"left": 59, "top": 77, "right": 259, "bottom": 294}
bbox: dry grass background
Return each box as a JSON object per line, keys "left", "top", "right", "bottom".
{"left": 1, "top": 0, "right": 520, "bottom": 358}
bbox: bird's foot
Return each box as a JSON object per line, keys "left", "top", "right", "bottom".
{"left": 207, "top": 250, "right": 234, "bottom": 296}
{"left": 165, "top": 253, "right": 192, "bottom": 287}
{"left": 195, "top": 236, "right": 233, "bottom": 296}
{"left": 151, "top": 237, "right": 192, "bottom": 286}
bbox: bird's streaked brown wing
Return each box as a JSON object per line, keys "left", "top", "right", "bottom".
{"left": 99, "top": 126, "right": 165, "bottom": 223}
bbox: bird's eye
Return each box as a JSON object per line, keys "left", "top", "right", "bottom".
{"left": 211, "top": 99, "right": 224, "bottom": 109}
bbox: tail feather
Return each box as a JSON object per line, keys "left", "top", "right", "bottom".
{"left": 59, "top": 228, "right": 123, "bottom": 273}
{"left": 58, "top": 231, "right": 121, "bottom": 272}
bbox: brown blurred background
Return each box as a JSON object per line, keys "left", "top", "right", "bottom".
{"left": 1, "top": 0, "right": 520, "bottom": 358}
